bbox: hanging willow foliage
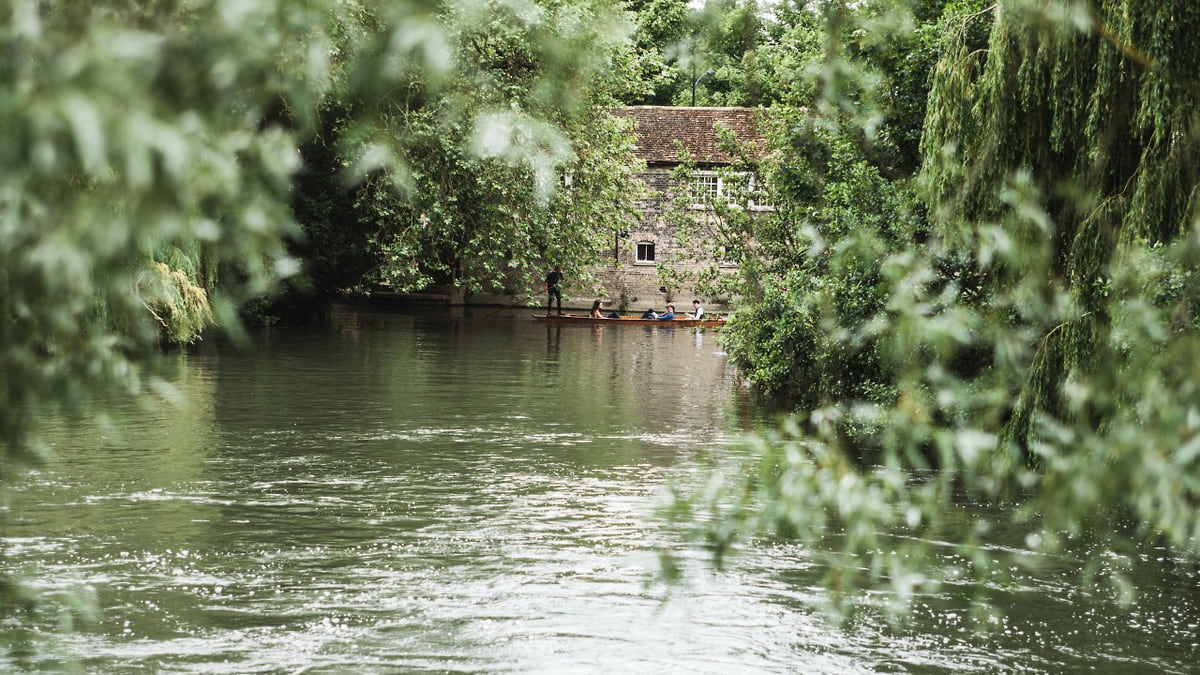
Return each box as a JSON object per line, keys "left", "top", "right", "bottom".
{"left": 673, "top": 0, "right": 1200, "bottom": 621}
{"left": 921, "top": 0, "right": 1200, "bottom": 446}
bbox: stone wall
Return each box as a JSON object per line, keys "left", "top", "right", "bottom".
{"left": 582, "top": 165, "right": 734, "bottom": 313}
{"left": 465, "top": 165, "right": 739, "bottom": 313}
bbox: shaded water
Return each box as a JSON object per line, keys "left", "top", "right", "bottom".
{"left": 4, "top": 305, "right": 1197, "bottom": 673}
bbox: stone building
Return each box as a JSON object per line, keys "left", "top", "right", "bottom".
{"left": 591, "top": 106, "right": 763, "bottom": 313}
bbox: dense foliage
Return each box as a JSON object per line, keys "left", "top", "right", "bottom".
{"left": 0, "top": 0, "right": 639, "bottom": 632}
{"left": 671, "top": 0, "right": 1200, "bottom": 620}
{"left": 663, "top": 0, "right": 937, "bottom": 407}
{"left": 2, "top": 0, "right": 324, "bottom": 467}
{"left": 283, "top": 0, "right": 646, "bottom": 307}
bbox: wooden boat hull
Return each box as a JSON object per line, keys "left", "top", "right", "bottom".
{"left": 533, "top": 313, "right": 726, "bottom": 328}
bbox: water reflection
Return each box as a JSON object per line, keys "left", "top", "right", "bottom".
{"left": 4, "top": 305, "right": 1197, "bottom": 673}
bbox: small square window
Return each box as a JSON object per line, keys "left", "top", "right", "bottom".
{"left": 636, "top": 241, "right": 656, "bottom": 263}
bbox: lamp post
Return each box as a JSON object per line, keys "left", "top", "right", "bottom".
{"left": 691, "top": 64, "right": 714, "bottom": 107}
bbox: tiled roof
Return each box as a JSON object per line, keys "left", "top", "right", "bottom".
{"left": 611, "top": 106, "right": 762, "bottom": 165}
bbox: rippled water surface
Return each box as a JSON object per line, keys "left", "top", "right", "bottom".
{"left": 5, "top": 306, "right": 1198, "bottom": 673}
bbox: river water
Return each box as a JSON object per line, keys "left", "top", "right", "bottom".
{"left": 3, "top": 305, "right": 1197, "bottom": 673}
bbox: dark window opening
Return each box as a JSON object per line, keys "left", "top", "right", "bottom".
{"left": 636, "top": 241, "right": 655, "bottom": 263}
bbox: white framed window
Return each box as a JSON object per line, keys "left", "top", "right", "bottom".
{"left": 688, "top": 170, "right": 773, "bottom": 211}
{"left": 688, "top": 172, "right": 720, "bottom": 205}
{"left": 635, "top": 241, "right": 656, "bottom": 264}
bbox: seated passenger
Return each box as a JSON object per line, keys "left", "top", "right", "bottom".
{"left": 589, "top": 299, "right": 604, "bottom": 318}
{"left": 641, "top": 308, "right": 658, "bottom": 319}
{"left": 657, "top": 304, "right": 675, "bottom": 320}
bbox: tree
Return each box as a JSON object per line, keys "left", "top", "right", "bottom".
{"left": 350, "top": 106, "right": 645, "bottom": 300}
{"left": 619, "top": 0, "right": 771, "bottom": 107}
{"left": 2, "top": 0, "right": 324, "bottom": 466}
{"left": 920, "top": 0, "right": 1200, "bottom": 449}
{"left": 286, "top": 0, "right": 647, "bottom": 304}
{"left": 673, "top": 0, "right": 1200, "bottom": 620}
{"left": 620, "top": 0, "right": 692, "bottom": 104}
{"left": 670, "top": 0, "right": 939, "bottom": 405}
{"left": 0, "top": 0, "right": 634, "bottom": 625}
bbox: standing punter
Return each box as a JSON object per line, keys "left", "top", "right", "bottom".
{"left": 545, "top": 265, "right": 565, "bottom": 315}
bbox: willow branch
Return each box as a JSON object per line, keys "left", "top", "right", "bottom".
{"left": 1088, "top": 5, "right": 1200, "bottom": 99}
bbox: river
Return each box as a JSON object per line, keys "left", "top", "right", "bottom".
{"left": 3, "top": 305, "right": 1197, "bottom": 673}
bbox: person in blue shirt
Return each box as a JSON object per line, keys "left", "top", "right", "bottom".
{"left": 657, "top": 304, "right": 675, "bottom": 320}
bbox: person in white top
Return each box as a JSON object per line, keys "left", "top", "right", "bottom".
{"left": 690, "top": 299, "right": 704, "bottom": 319}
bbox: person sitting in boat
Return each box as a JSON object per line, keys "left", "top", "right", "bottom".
{"left": 689, "top": 299, "right": 704, "bottom": 320}
{"left": 589, "top": 299, "right": 605, "bottom": 318}
{"left": 657, "top": 304, "right": 675, "bottom": 320}
{"left": 641, "top": 307, "right": 658, "bottom": 319}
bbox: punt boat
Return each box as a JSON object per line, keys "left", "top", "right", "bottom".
{"left": 533, "top": 313, "right": 726, "bottom": 328}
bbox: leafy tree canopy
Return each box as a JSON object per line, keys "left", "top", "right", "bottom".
{"left": 289, "top": 0, "right": 647, "bottom": 303}
{"left": 670, "top": 0, "right": 1200, "bottom": 622}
